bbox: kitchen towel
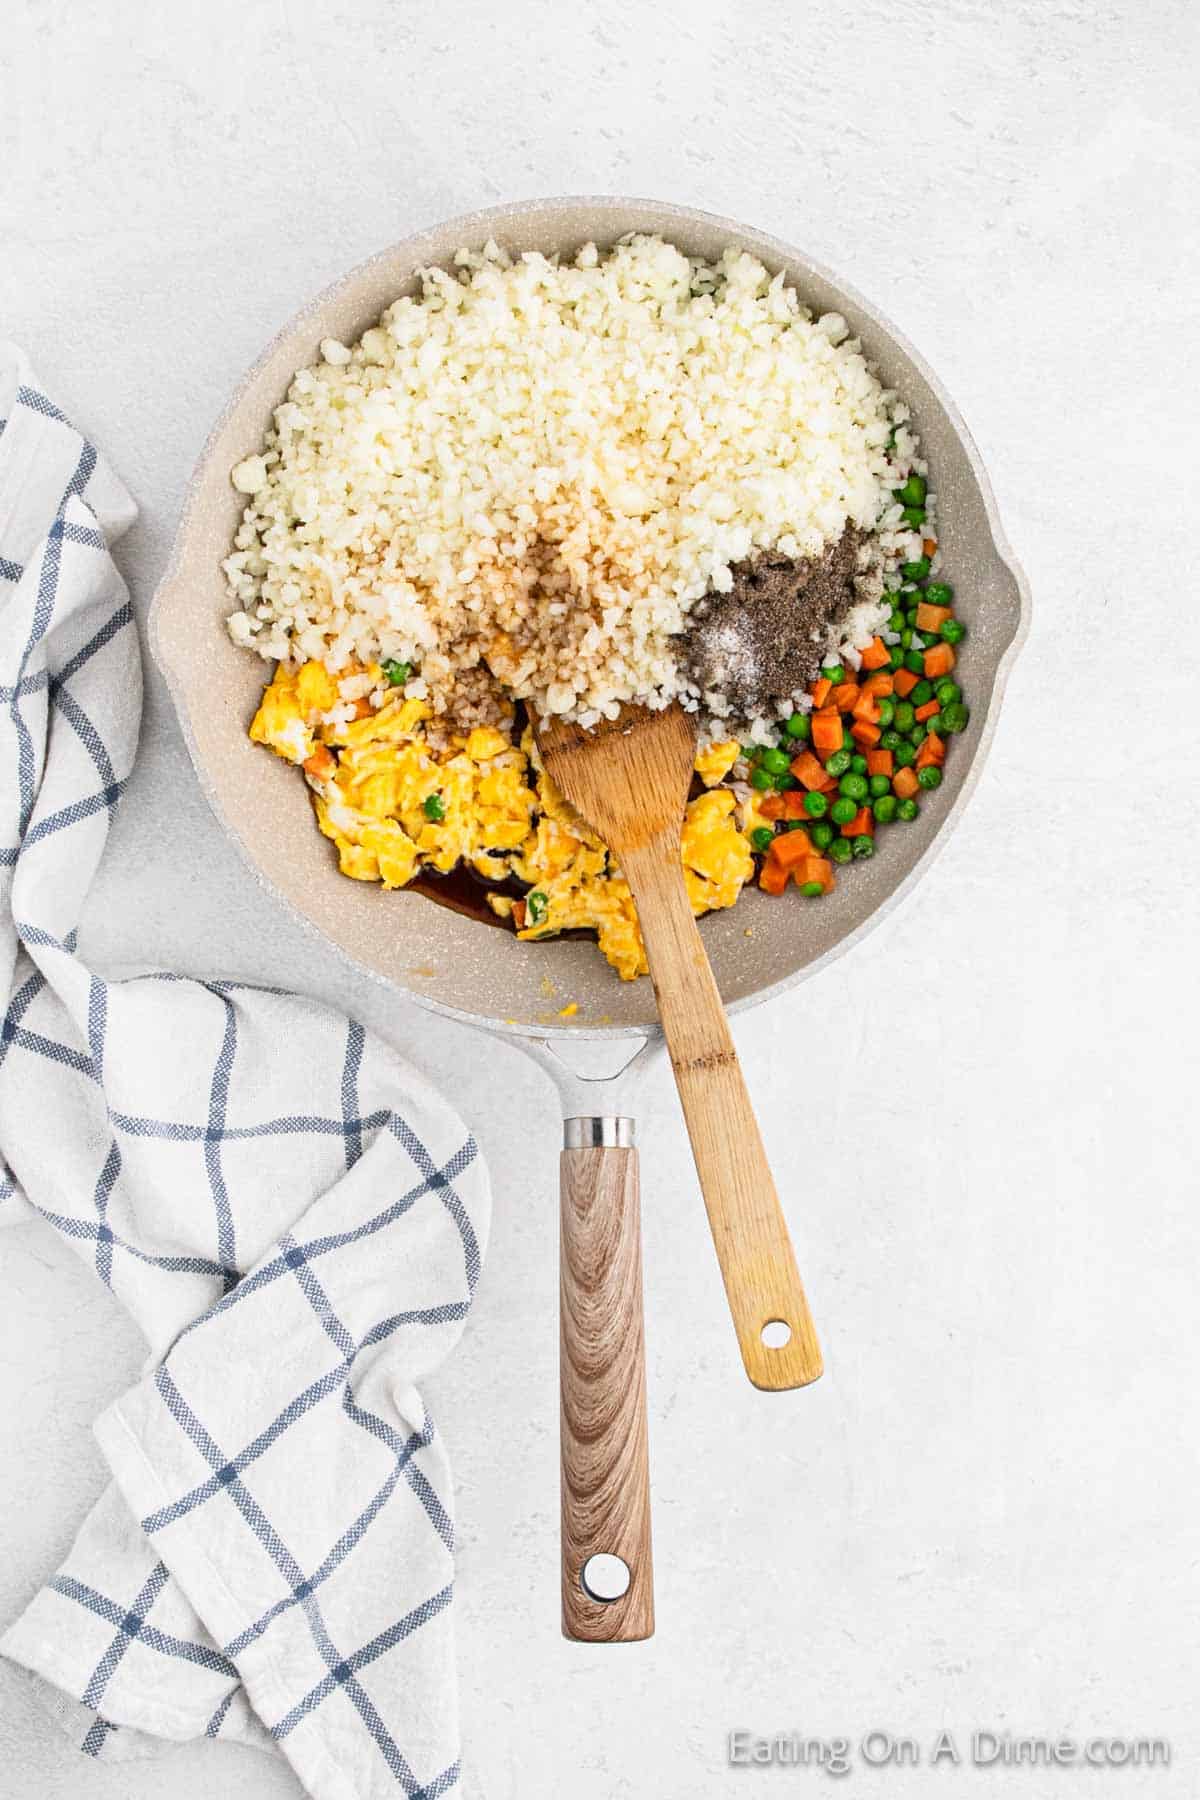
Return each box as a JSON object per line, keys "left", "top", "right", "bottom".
{"left": 0, "top": 346, "right": 491, "bottom": 1800}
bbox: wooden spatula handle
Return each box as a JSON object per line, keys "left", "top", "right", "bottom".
{"left": 623, "top": 846, "right": 823, "bottom": 1392}
{"left": 559, "top": 1130, "right": 654, "bottom": 1642}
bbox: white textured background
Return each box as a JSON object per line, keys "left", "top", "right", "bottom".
{"left": 2, "top": 1, "right": 1198, "bottom": 1796}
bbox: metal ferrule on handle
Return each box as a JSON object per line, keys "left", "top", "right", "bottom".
{"left": 563, "top": 1117, "right": 635, "bottom": 1148}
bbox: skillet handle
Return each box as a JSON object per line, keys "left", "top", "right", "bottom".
{"left": 559, "top": 1120, "right": 654, "bottom": 1642}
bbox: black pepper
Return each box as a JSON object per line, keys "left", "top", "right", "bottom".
{"left": 680, "top": 527, "right": 874, "bottom": 721}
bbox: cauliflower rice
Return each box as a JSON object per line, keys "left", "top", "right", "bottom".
{"left": 225, "top": 235, "right": 927, "bottom": 731}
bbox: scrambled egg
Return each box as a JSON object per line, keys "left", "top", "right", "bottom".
{"left": 249, "top": 660, "right": 753, "bottom": 981}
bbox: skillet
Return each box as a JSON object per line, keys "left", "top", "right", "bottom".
{"left": 150, "top": 196, "right": 1030, "bottom": 1640}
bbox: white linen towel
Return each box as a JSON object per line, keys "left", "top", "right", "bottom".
{"left": 0, "top": 347, "right": 491, "bottom": 1800}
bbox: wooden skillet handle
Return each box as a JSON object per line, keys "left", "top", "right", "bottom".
{"left": 560, "top": 1122, "right": 654, "bottom": 1642}
{"left": 622, "top": 844, "right": 824, "bottom": 1393}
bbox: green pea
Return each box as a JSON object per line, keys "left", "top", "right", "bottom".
{"left": 941, "top": 618, "right": 966, "bottom": 644}
{"left": 774, "top": 772, "right": 798, "bottom": 790}
{"left": 897, "top": 797, "right": 920, "bottom": 822}
{"left": 750, "top": 826, "right": 774, "bottom": 852}
{"left": 784, "top": 711, "right": 810, "bottom": 740}
{"left": 893, "top": 701, "right": 915, "bottom": 733}
{"left": 751, "top": 766, "right": 773, "bottom": 790}
{"left": 811, "top": 821, "right": 834, "bottom": 849}
{"left": 902, "top": 557, "right": 931, "bottom": 581}
{"left": 888, "top": 646, "right": 905, "bottom": 672}
{"left": 935, "top": 679, "right": 961, "bottom": 707}
{"left": 904, "top": 648, "right": 925, "bottom": 674}
{"left": 851, "top": 753, "right": 868, "bottom": 774}
{"left": 877, "top": 697, "right": 896, "bottom": 727}
{"left": 758, "top": 747, "right": 789, "bottom": 775}
{"left": 940, "top": 702, "right": 970, "bottom": 734}
{"left": 900, "top": 627, "right": 913, "bottom": 648}
{"left": 799, "top": 880, "right": 825, "bottom": 897}
{"left": 917, "top": 766, "right": 943, "bottom": 790}
{"left": 525, "top": 889, "right": 548, "bottom": 924}
{"left": 869, "top": 773, "right": 891, "bottom": 797}
{"left": 895, "top": 473, "right": 927, "bottom": 507}
{"left": 924, "top": 581, "right": 953, "bottom": 607}
{"left": 825, "top": 748, "right": 852, "bottom": 777}
{"left": 823, "top": 664, "right": 845, "bottom": 685}
{"left": 829, "top": 837, "right": 853, "bottom": 865}
{"left": 423, "top": 792, "right": 446, "bottom": 822}
{"left": 873, "top": 794, "right": 898, "bottom": 824}
{"left": 839, "top": 772, "right": 869, "bottom": 802}
{"left": 741, "top": 743, "right": 760, "bottom": 759}
{"left": 901, "top": 506, "right": 926, "bottom": 529}
{"left": 803, "top": 791, "right": 828, "bottom": 818}
{"left": 851, "top": 835, "right": 875, "bottom": 860}
{"left": 894, "top": 742, "right": 917, "bottom": 769}
{"left": 830, "top": 796, "right": 857, "bottom": 826}
{"left": 889, "top": 606, "right": 906, "bottom": 630}
{"left": 382, "top": 659, "right": 413, "bottom": 686}
{"left": 910, "top": 679, "right": 934, "bottom": 707}
{"left": 880, "top": 728, "right": 903, "bottom": 751}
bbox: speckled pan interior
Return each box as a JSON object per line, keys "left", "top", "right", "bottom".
{"left": 150, "top": 197, "right": 1029, "bottom": 1038}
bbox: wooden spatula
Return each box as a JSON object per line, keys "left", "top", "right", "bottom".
{"left": 536, "top": 701, "right": 823, "bottom": 1392}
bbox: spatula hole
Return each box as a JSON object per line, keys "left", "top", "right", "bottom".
{"left": 761, "top": 1319, "right": 792, "bottom": 1349}
{"left": 580, "top": 1554, "right": 631, "bottom": 1603}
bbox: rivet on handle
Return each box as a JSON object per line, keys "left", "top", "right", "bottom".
{"left": 580, "top": 1554, "right": 632, "bottom": 1603}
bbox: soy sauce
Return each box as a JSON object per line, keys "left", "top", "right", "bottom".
{"left": 410, "top": 862, "right": 520, "bottom": 930}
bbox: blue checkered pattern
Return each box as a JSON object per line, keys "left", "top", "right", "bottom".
{"left": 0, "top": 351, "right": 491, "bottom": 1797}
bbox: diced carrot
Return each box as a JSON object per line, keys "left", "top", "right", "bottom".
{"left": 834, "top": 681, "right": 861, "bottom": 713}
{"left": 810, "top": 676, "right": 832, "bottom": 709}
{"left": 769, "top": 829, "right": 817, "bottom": 870}
{"left": 923, "top": 537, "right": 937, "bottom": 556}
{"left": 893, "top": 667, "right": 920, "bottom": 698}
{"left": 841, "top": 806, "right": 874, "bottom": 838}
{"left": 915, "top": 699, "right": 941, "bottom": 723}
{"left": 893, "top": 766, "right": 920, "bottom": 800}
{"left": 353, "top": 696, "right": 374, "bottom": 718}
{"left": 915, "top": 602, "right": 952, "bottom": 633}
{"left": 850, "top": 720, "right": 881, "bottom": 747}
{"left": 793, "top": 854, "right": 835, "bottom": 893}
{"left": 303, "top": 746, "right": 336, "bottom": 781}
{"left": 866, "top": 748, "right": 894, "bottom": 777}
{"left": 924, "top": 642, "right": 956, "bottom": 679}
{"left": 789, "top": 749, "right": 828, "bottom": 790}
{"left": 765, "top": 788, "right": 823, "bottom": 818}
{"left": 780, "top": 792, "right": 813, "bottom": 819}
{"left": 852, "top": 691, "right": 881, "bottom": 724}
{"left": 859, "top": 636, "right": 890, "bottom": 671}
{"left": 810, "top": 711, "right": 844, "bottom": 757}
{"left": 916, "top": 733, "right": 945, "bottom": 770}
{"left": 759, "top": 858, "right": 790, "bottom": 896}
{"left": 512, "top": 898, "right": 528, "bottom": 928}
{"left": 861, "top": 671, "right": 894, "bottom": 698}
